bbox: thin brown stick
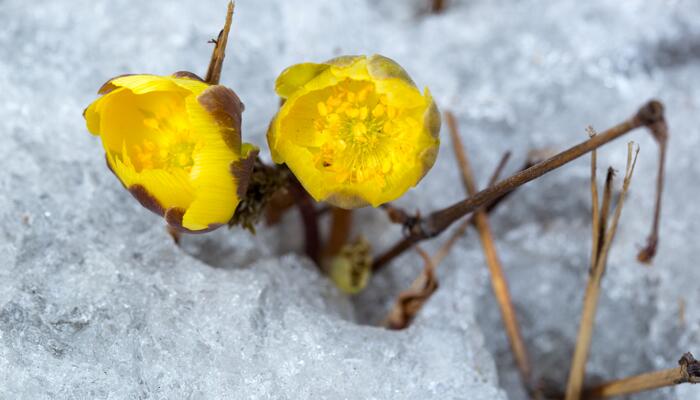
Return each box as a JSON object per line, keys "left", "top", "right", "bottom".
{"left": 565, "top": 167, "right": 613, "bottom": 400}
{"left": 565, "top": 143, "right": 640, "bottom": 400}
{"left": 431, "top": 151, "right": 511, "bottom": 266}
{"left": 384, "top": 153, "right": 511, "bottom": 330}
{"left": 380, "top": 203, "right": 416, "bottom": 226}
{"left": 205, "top": 1, "right": 234, "bottom": 85}
{"left": 375, "top": 152, "right": 540, "bottom": 272}
{"left": 446, "top": 111, "right": 533, "bottom": 391}
{"left": 638, "top": 116, "right": 668, "bottom": 263}
{"left": 587, "top": 128, "right": 601, "bottom": 264}
{"left": 582, "top": 352, "right": 700, "bottom": 399}
{"left": 373, "top": 100, "right": 664, "bottom": 272}
{"left": 597, "top": 167, "right": 614, "bottom": 255}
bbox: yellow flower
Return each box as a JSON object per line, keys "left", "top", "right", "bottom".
{"left": 84, "top": 73, "right": 256, "bottom": 232}
{"left": 267, "top": 55, "right": 441, "bottom": 209}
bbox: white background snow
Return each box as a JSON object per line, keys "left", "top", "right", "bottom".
{"left": 1, "top": 0, "right": 699, "bottom": 399}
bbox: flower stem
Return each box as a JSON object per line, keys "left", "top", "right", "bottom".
{"left": 289, "top": 178, "right": 321, "bottom": 266}
{"left": 323, "top": 208, "right": 353, "bottom": 265}
{"left": 205, "top": 1, "right": 234, "bottom": 85}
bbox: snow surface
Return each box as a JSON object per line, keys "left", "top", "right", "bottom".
{"left": 1, "top": 0, "right": 699, "bottom": 399}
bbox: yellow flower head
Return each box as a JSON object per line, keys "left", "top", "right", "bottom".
{"left": 84, "top": 73, "right": 257, "bottom": 232}
{"left": 267, "top": 55, "right": 441, "bottom": 208}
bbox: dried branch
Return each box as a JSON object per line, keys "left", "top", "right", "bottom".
{"left": 380, "top": 203, "right": 417, "bottom": 226}
{"left": 374, "top": 151, "right": 542, "bottom": 272}
{"left": 383, "top": 152, "right": 511, "bottom": 330}
{"left": 431, "top": 151, "right": 511, "bottom": 267}
{"left": 565, "top": 142, "right": 640, "bottom": 400}
{"left": 205, "top": 1, "right": 234, "bottom": 85}
{"left": 446, "top": 111, "right": 534, "bottom": 393}
{"left": 583, "top": 352, "right": 700, "bottom": 399}
{"left": 373, "top": 101, "right": 664, "bottom": 272}
{"left": 587, "top": 128, "right": 601, "bottom": 264}
{"left": 637, "top": 107, "right": 668, "bottom": 263}
{"left": 383, "top": 246, "right": 439, "bottom": 330}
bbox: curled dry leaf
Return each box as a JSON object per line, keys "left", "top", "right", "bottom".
{"left": 383, "top": 246, "right": 438, "bottom": 330}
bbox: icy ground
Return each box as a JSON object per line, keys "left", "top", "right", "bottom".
{"left": 1, "top": 0, "right": 699, "bottom": 399}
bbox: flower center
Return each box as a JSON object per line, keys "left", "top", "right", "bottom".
{"left": 311, "top": 80, "right": 417, "bottom": 185}
{"left": 130, "top": 111, "right": 199, "bottom": 173}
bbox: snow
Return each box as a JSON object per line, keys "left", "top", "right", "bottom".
{"left": 1, "top": 0, "right": 699, "bottom": 399}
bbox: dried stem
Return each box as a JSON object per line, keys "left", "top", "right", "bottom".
{"left": 380, "top": 203, "right": 416, "bottom": 226}
{"left": 638, "top": 113, "right": 668, "bottom": 263}
{"left": 375, "top": 152, "right": 540, "bottom": 272}
{"left": 587, "top": 128, "right": 600, "bottom": 264}
{"left": 205, "top": 1, "right": 234, "bottom": 85}
{"left": 373, "top": 100, "right": 664, "bottom": 272}
{"left": 431, "top": 151, "right": 511, "bottom": 266}
{"left": 582, "top": 352, "right": 700, "bottom": 399}
{"left": 383, "top": 152, "right": 510, "bottom": 330}
{"left": 446, "top": 112, "right": 534, "bottom": 392}
{"left": 565, "top": 142, "right": 640, "bottom": 400}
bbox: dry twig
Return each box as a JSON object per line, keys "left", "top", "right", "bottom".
{"left": 582, "top": 352, "right": 700, "bottom": 399}
{"left": 637, "top": 109, "right": 668, "bottom": 263}
{"left": 446, "top": 112, "right": 534, "bottom": 393}
{"left": 431, "top": 151, "right": 511, "bottom": 266}
{"left": 375, "top": 152, "right": 541, "bottom": 272}
{"left": 373, "top": 101, "right": 665, "bottom": 271}
{"left": 205, "top": 1, "right": 234, "bottom": 85}
{"left": 564, "top": 141, "right": 640, "bottom": 400}
{"left": 383, "top": 152, "right": 510, "bottom": 330}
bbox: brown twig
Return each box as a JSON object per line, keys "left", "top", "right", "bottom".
{"left": 446, "top": 112, "right": 534, "bottom": 393}
{"left": 582, "top": 352, "right": 700, "bottom": 399}
{"left": 431, "top": 151, "right": 511, "bottom": 267}
{"left": 586, "top": 128, "right": 601, "bottom": 264}
{"left": 373, "top": 100, "right": 664, "bottom": 272}
{"left": 380, "top": 203, "right": 417, "bottom": 226}
{"left": 565, "top": 142, "right": 640, "bottom": 400}
{"left": 374, "top": 152, "right": 540, "bottom": 272}
{"left": 205, "top": 1, "right": 234, "bottom": 85}
{"left": 637, "top": 110, "right": 668, "bottom": 263}
{"left": 383, "top": 152, "right": 511, "bottom": 330}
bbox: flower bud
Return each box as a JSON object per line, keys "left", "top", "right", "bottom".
{"left": 328, "top": 236, "right": 372, "bottom": 294}
{"left": 267, "top": 55, "right": 440, "bottom": 208}
{"left": 84, "top": 73, "right": 256, "bottom": 232}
